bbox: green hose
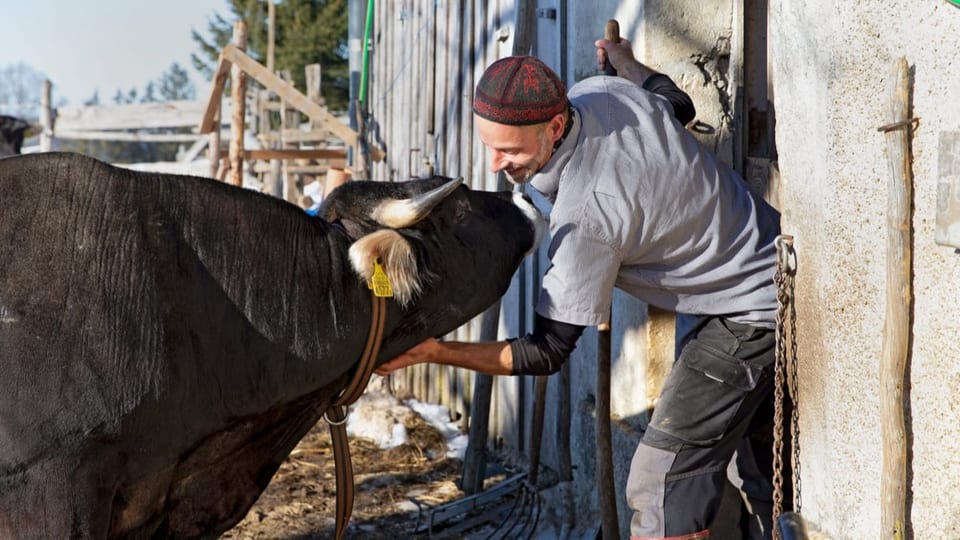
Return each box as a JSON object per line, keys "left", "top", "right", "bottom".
{"left": 358, "top": 0, "right": 374, "bottom": 108}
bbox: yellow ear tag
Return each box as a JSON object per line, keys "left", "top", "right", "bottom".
{"left": 369, "top": 259, "right": 394, "bottom": 298}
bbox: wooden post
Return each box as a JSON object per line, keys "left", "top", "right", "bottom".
{"left": 527, "top": 375, "right": 548, "bottom": 486}
{"left": 305, "top": 63, "right": 323, "bottom": 188}
{"left": 278, "top": 70, "right": 300, "bottom": 203}
{"left": 879, "top": 56, "right": 912, "bottom": 540}
{"left": 460, "top": 299, "right": 500, "bottom": 494}
{"left": 208, "top": 107, "right": 221, "bottom": 179}
{"left": 40, "top": 80, "right": 52, "bottom": 152}
{"left": 228, "top": 20, "right": 248, "bottom": 187}
{"left": 267, "top": 0, "right": 275, "bottom": 72}
{"left": 265, "top": 1, "right": 279, "bottom": 194}
{"left": 597, "top": 317, "right": 619, "bottom": 540}
{"left": 323, "top": 167, "right": 351, "bottom": 198}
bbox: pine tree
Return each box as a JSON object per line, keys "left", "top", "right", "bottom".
{"left": 158, "top": 63, "right": 197, "bottom": 101}
{"left": 191, "top": 0, "right": 348, "bottom": 111}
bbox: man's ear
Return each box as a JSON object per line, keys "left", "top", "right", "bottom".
{"left": 548, "top": 112, "right": 566, "bottom": 144}
{"left": 348, "top": 230, "right": 421, "bottom": 306}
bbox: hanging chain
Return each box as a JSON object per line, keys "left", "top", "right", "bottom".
{"left": 786, "top": 243, "right": 801, "bottom": 515}
{"left": 772, "top": 234, "right": 798, "bottom": 538}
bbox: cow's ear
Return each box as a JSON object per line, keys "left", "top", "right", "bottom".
{"left": 348, "top": 229, "right": 421, "bottom": 306}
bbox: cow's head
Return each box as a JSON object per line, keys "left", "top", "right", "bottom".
{"left": 319, "top": 176, "right": 545, "bottom": 333}
{"left": 0, "top": 116, "right": 31, "bottom": 158}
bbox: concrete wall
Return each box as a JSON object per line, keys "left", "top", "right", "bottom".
{"left": 770, "top": 1, "right": 960, "bottom": 537}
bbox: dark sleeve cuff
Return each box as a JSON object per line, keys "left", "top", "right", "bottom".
{"left": 509, "top": 314, "right": 585, "bottom": 376}
{"left": 642, "top": 73, "right": 697, "bottom": 126}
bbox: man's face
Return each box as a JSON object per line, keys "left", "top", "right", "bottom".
{"left": 476, "top": 115, "right": 559, "bottom": 184}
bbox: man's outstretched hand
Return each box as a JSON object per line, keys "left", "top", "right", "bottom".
{"left": 375, "top": 338, "right": 438, "bottom": 376}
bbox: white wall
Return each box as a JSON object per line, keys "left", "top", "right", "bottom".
{"left": 771, "top": 1, "right": 960, "bottom": 537}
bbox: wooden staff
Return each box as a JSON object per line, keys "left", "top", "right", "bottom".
{"left": 597, "top": 315, "right": 619, "bottom": 539}
{"left": 879, "top": 56, "right": 913, "bottom": 540}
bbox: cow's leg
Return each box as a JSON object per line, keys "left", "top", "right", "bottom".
{"left": 0, "top": 454, "right": 115, "bottom": 539}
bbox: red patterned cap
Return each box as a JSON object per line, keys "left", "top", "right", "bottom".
{"left": 473, "top": 56, "right": 568, "bottom": 126}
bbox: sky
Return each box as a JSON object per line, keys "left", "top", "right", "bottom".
{"left": 1, "top": 0, "right": 233, "bottom": 108}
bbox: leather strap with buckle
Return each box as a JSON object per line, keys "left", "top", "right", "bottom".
{"left": 325, "top": 290, "right": 387, "bottom": 540}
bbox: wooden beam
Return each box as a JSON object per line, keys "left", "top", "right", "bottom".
{"left": 220, "top": 44, "right": 384, "bottom": 161}
{"left": 250, "top": 161, "right": 346, "bottom": 174}
{"left": 198, "top": 54, "right": 232, "bottom": 133}
{"left": 56, "top": 101, "right": 228, "bottom": 132}
{"left": 257, "top": 128, "right": 336, "bottom": 144}
{"left": 243, "top": 148, "right": 347, "bottom": 161}
{"left": 53, "top": 130, "right": 209, "bottom": 143}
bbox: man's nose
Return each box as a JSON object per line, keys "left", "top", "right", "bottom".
{"left": 489, "top": 150, "right": 508, "bottom": 172}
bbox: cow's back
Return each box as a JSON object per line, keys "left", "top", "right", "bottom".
{"left": 1, "top": 153, "right": 166, "bottom": 455}
{"left": 1, "top": 152, "right": 360, "bottom": 455}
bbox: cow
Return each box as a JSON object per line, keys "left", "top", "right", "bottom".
{"left": 0, "top": 152, "right": 545, "bottom": 538}
{"left": 0, "top": 115, "right": 30, "bottom": 157}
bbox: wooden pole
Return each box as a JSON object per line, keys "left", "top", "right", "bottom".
{"left": 208, "top": 107, "right": 221, "bottom": 179}
{"left": 597, "top": 317, "right": 620, "bottom": 539}
{"left": 228, "top": 20, "right": 248, "bottom": 187}
{"left": 879, "top": 56, "right": 912, "bottom": 540}
{"left": 40, "top": 80, "right": 52, "bottom": 152}
{"left": 527, "top": 375, "right": 548, "bottom": 486}
{"left": 460, "top": 297, "right": 500, "bottom": 494}
{"left": 598, "top": 22, "right": 622, "bottom": 538}
{"left": 267, "top": 1, "right": 275, "bottom": 73}
{"left": 323, "top": 167, "right": 351, "bottom": 198}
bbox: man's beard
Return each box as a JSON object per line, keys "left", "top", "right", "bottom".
{"left": 502, "top": 132, "right": 552, "bottom": 184}
{"left": 503, "top": 167, "right": 531, "bottom": 184}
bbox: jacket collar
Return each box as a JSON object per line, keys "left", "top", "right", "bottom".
{"left": 530, "top": 106, "right": 580, "bottom": 201}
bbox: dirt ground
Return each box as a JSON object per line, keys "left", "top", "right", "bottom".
{"left": 221, "top": 399, "right": 522, "bottom": 540}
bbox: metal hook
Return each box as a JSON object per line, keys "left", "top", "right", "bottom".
{"left": 775, "top": 235, "right": 797, "bottom": 275}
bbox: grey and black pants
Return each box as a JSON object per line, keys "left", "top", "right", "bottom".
{"left": 626, "top": 316, "right": 777, "bottom": 539}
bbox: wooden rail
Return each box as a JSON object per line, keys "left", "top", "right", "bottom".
{"left": 197, "top": 44, "right": 384, "bottom": 162}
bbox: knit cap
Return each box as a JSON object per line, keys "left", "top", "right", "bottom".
{"left": 473, "top": 56, "right": 568, "bottom": 126}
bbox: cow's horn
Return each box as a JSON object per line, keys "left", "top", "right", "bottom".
{"left": 371, "top": 177, "right": 464, "bottom": 228}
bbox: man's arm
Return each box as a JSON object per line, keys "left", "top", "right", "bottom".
{"left": 596, "top": 37, "right": 696, "bottom": 125}
{"left": 375, "top": 338, "right": 514, "bottom": 376}
{"left": 376, "top": 314, "right": 584, "bottom": 377}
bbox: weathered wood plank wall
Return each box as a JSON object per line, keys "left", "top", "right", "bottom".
{"left": 364, "top": 0, "right": 536, "bottom": 454}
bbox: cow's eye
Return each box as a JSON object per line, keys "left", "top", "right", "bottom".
{"left": 454, "top": 198, "right": 470, "bottom": 222}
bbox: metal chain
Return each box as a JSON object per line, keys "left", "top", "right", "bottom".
{"left": 786, "top": 251, "right": 801, "bottom": 514}
{"left": 772, "top": 235, "right": 798, "bottom": 538}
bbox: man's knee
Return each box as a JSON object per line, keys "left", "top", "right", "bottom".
{"left": 626, "top": 441, "right": 676, "bottom": 537}
{"left": 627, "top": 434, "right": 730, "bottom": 538}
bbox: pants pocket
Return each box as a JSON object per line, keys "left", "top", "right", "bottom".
{"left": 650, "top": 339, "right": 765, "bottom": 445}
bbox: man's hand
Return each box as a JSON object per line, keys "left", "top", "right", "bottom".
{"left": 594, "top": 37, "right": 661, "bottom": 86}
{"left": 375, "top": 337, "right": 438, "bottom": 376}
{"left": 595, "top": 36, "right": 634, "bottom": 74}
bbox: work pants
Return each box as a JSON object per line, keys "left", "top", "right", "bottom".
{"left": 626, "top": 316, "right": 776, "bottom": 539}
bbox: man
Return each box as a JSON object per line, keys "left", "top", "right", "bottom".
{"left": 376, "top": 37, "right": 781, "bottom": 540}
